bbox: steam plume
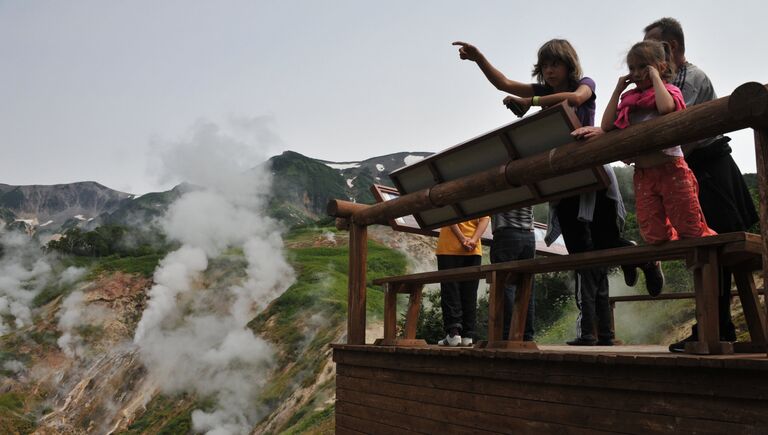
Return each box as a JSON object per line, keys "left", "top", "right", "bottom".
{"left": 133, "top": 118, "right": 294, "bottom": 434}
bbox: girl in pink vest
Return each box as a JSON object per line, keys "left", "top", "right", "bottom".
{"left": 601, "top": 40, "right": 716, "bottom": 244}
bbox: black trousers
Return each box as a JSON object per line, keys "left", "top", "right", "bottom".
{"left": 437, "top": 255, "right": 482, "bottom": 338}
{"left": 557, "top": 190, "right": 633, "bottom": 341}
{"left": 490, "top": 228, "right": 536, "bottom": 341}
{"left": 687, "top": 140, "right": 758, "bottom": 337}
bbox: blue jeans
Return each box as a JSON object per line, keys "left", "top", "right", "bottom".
{"left": 490, "top": 228, "right": 536, "bottom": 341}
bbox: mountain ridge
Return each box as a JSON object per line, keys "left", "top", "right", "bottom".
{"left": 0, "top": 150, "right": 433, "bottom": 235}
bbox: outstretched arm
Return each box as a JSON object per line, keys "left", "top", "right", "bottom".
{"left": 453, "top": 41, "right": 533, "bottom": 97}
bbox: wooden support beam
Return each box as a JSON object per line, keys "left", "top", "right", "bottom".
{"left": 347, "top": 224, "right": 368, "bottom": 344}
{"left": 327, "top": 200, "right": 372, "bottom": 219}
{"left": 509, "top": 274, "right": 534, "bottom": 341}
{"left": 756, "top": 129, "right": 768, "bottom": 344}
{"left": 686, "top": 247, "right": 732, "bottom": 355}
{"left": 733, "top": 269, "right": 767, "bottom": 350}
{"left": 486, "top": 271, "right": 507, "bottom": 343}
{"left": 383, "top": 284, "right": 397, "bottom": 343}
{"left": 403, "top": 285, "right": 423, "bottom": 340}
{"left": 339, "top": 83, "right": 768, "bottom": 227}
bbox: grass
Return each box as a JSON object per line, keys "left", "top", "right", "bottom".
{"left": 31, "top": 253, "right": 163, "bottom": 308}
{"left": 0, "top": 392, "right": 36, "bottom": 434}
{"left": 248, "top": 226, "right": 406, "bottom": 427}
{"left": 119, "top": 394, "right": 196, "bottom": 435}
{"left": 281, "top": 404, "right": 334, "bottom": 435}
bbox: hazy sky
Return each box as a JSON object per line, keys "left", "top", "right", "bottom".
{"left": 2, "top": 1, "right": 766, "bottom": 194}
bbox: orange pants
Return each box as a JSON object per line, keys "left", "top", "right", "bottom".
{"left": 634, "top": 157, "right": 717, "bottom": 244}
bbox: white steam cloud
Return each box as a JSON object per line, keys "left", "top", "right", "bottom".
{"left": 0, "top": 227, "right": 54, "bottom": 335}
{"left": 59, "top": 266, "right": 87, "bottom": 286}
{"left": 56, "top": 290, "right": 109, "bottom": 358}
{"left": 134, "top": 118, "right": 295, "bottom": 434}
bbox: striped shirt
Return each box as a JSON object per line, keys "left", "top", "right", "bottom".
{"left": 492, "top": 207, "right": 533, "bottom": 233}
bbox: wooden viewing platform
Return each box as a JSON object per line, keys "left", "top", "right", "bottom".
{"left": 328, "top": 82, "right": 768, "bottom": 433}
{"left": 333, "top": 344, "right": 768, "bottom": 434}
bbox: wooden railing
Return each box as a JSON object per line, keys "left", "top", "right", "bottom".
{"left": 327, "top": 82, "right": 768, "bottom": 353}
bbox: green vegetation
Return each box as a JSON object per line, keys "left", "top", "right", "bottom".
{"left": 281, "top": 404, "right": 334, "bottom": 435}
{"left": 0, "top": 392, "right": 36, "bottom": 434}
{"left": 248, "top": 227, "right": 406, "bottom": 431}
{"left": 269, "top": 151, "right": 351, "bottom": 219}
{"left": 47, "top": 224, "right": 173, "bottom": 258}
{"left": 119, "top": 394, "right": 196, "bottom": 435}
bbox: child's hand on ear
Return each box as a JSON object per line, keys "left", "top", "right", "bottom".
{"left": 646, "top": 65, "right": 661, "bottom": 81}
{"left": 615, "top": 74, "right": 633, "bottom": 92}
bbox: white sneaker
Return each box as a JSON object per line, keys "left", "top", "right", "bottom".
{"left": 438, "top": 334, "right": 461, "bottom": 346}
{"left": 461, "top": 337, "right": 473, "bottom": 347}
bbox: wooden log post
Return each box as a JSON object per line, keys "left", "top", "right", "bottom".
{"left": 347, "top": 223, "right": 368, "bottom": 345}
{"left": 686, "top": 247, "right": 732, "bottom": 355}
{"left": 755, "top": 130, "right": 768, "bottom": 341}
{"left": 486, "top": 271, "right": 507, "bottom": 344}
{"left": 733, "top": 269, "right": 767, "bottom": 352}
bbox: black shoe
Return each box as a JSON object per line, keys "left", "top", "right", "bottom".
{"left": 620, "top": 242, "right": 639, "bottom": 287}
{"left": 567, "top": 338, "right": 597, "bottom": 346}
{"left": 596, "top": 339, "right": 615, "bottom": 346}
{"left": 669, "top": 324, "right": 737, "bottom": 352}
{"left": 669, "top": 333, "right": 696, "bottom": 352}
{"left": 641, "top": 261, "right": 664, "bottom": 297}
{"left": 621, "top": 265, "right": 638, "bottom": 287}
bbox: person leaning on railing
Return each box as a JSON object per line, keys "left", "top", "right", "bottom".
{"left": 454, "top": 38, "right": 637, "bottom": 347}
{"left": 643, "top": 17, "right": 760, "bottom": 352}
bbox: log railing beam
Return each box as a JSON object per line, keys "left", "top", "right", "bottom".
{"left": 332, "top": 83, "right": 768, "bottom": 228}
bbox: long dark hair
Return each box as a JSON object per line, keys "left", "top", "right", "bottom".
{"left": 532, "top": 39, "right": 583, "bottom": 88}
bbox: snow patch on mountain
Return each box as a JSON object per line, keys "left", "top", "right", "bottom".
{"left": 323, "top": 162, "right": 360, "bottom": 170}
{"left": 403, "top": 154, "right": 425, "bottom": 166}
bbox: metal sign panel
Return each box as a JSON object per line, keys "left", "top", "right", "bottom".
{"left": 370, "top": 184, "right": 568, "bottom": 256}
{"left": 388, "top": 102, "right": 608, "bottom": 230}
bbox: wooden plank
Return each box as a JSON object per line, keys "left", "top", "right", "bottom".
{"left": 734, "top": 268, "right": 767, "bottom": 347}
{"left": 337, "top": 391, "right": 490, "bottom": 434}
{"left": 688, "top": 247, "right": 727, "bottom": 354}
{"left": 372, "top": 233, "right": 759, "bottom": 286}
{"left": 610, "top": 289, "right": 765, "bottom": 303}
{"left": 338, "top": 386, "right": 618, "bottom": 435}
{"left": 383, "top": 284, "right": 397, "bottom": 343}
{"left": 347, "top": 224, "right": 368, "bottom": 344}
{"left": 332, "top": 349, "right": 768, "bottom": 400}
{"left": 755, "top": 129, "right": 768, "bottom": 341}
{"left": 509, "top": 273, "right": 533, "bottom": 341}
{"left": 487, "top": 271, "right": 506, "bottom": 343}
{"left": 334, "top": 418, "right": 367, "bottom": 435}
{"left": 335, "top": 411, "right": 419, "bottom": 435}
{"left": 403, "top": 284, "right": 423, "bottom": 339}
{"left": 338, "top": 365, "right": 768, "bottom": 428}
{"left": 337, "top": 373, "right": 758, "bottom": 434}
{"left": 374, "top": 338, "right": 428, "bottom": 347}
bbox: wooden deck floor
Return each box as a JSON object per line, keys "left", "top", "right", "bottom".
{"left": 333, "top": 344, "right": 768, "bottom": 434}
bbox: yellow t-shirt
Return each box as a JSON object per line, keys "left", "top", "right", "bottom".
{"left": 435, "top": 218, "right": 489, "bottom": 256}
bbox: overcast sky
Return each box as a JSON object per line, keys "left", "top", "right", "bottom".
{"left": 2, "top": 1, "right": 766, "bottom": 194}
